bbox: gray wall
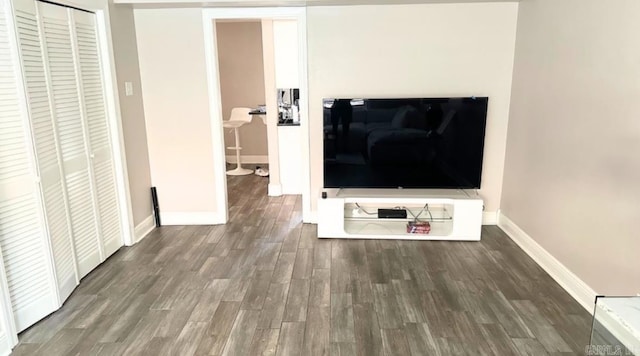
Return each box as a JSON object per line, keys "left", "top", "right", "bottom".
{"left": 502, "top": 0, "right": 640, "bottom": 295}
{"left": 109, "top": 2, "right": 153, "bottom": 226}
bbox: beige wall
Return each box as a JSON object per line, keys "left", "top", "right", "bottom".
{"left": 216, "top": 21, "right": 268, "bottom": 158}
{"left": 131, "top": 4, "right": 518, "bottom": 219}
{"left": 134, "top": 8, "right": 218, "bottom": 216}
{"left": 108, "top": 2, "right": 152, "bottom": 226}
{"left": 307, "top": 3, "right": 518, "bottom": 215}
{"left": 502, "top": 0, "right": 640, "bottom": 295}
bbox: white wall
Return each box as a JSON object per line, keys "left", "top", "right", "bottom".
{"left": 501, "top": 0, "right": 640, "bottom": 295}
{"left": 131, "top": 4, "right": 518, "bottom": 222}
{"left": 307, "top": 3, "right": 519, "bottom": 217}
{"left": 134, "top": 8, "right": 219, "bottom": 223}
{"left": 273, "top": 20, "right": 299, "bottom": 89}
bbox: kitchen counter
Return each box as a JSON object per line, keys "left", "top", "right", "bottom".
{"left": 277, "top": 120, "right": 300, "bottom": 126}
{"left": 249, "top": 109, "right": 300, "bottom": 126}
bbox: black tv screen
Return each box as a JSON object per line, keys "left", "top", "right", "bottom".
{"left": 323, "top": 97, "right": 488, "bottom": 189}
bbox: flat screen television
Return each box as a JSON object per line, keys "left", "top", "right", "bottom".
{"left": 323, "top": 97, "right": 488, "bottom": 189}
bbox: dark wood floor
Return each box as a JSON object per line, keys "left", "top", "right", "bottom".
{"left": 11, "top": 173, "right": 591, "bottom": 355}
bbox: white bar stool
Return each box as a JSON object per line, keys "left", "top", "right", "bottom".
{"left": 224, "top": 107, "right": 253, "bottom": 176}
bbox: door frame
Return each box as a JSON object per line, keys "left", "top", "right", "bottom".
{"left": 0, "top": 0, "right": 22, "bottom": 348}
{"left": 202, "top": 7, "right": 311, "bottom": 223}
{"left": 0, "top": 246, "right": 17, "bottom": 353}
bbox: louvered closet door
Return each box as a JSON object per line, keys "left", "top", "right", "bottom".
{"left": 38, "top": 1, "right": 102, "bottom": 278}
{"left": 0, "top": 0, "right": 57, "bottom": 332}
{"left": 14, "top": 0, "right": 77, "bottom": 301}
{"left": 71, "top": 10, "right": 122, "bottom": 258}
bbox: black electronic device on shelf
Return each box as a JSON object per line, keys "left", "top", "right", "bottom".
{"left": 378, "top": 208, "right": 407, "bottom": 219}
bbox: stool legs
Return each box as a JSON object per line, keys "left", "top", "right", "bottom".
{"left": 226, "top": 126, "right": 253, "bottom": 176}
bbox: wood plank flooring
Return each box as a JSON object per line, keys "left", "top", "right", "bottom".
{"left": 11, "top": 173, "right": 592, "bottom": 355}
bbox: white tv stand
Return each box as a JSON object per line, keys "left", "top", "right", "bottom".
{"left": 317, "top": 189, "right": 483, "bottom": 241}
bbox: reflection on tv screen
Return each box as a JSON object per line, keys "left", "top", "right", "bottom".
{"left": 323, "top": 97, "right": 488, "bottom": 189}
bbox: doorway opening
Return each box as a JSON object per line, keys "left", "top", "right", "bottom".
{"left": 203, "top": 8, "right": 311, "bottom": 225}
{"left": 215, "top": 20, "right": 270, "bottom": 221}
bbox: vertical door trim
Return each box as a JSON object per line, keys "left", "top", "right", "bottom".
{"left": 202, "top": 12, "right": 227, "bottom": 224}
{"left": 0, "top": 245, "right": 17, "bottom": 350}
{"left": 0, "top": 0, "right": 28, "bottom": 347}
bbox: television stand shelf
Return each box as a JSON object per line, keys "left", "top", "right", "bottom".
{"left": 317, "top": 189, "right": 483, "bottom": 241}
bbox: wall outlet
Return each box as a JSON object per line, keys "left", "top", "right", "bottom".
{"left": 125, "top": 81, "right": 133, "bottom": 96}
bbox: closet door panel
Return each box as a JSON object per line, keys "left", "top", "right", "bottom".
{"left": 38, "top": 1, "right": 100, "bottom": 278}
{"left": 72, "top": 10, "right": 121, "bottom": 258}
{"left": 14, "top": 0, "right": 77, "bottom": 301}
{"left": 0, "top": 0, "right": 57, "bottom": 332}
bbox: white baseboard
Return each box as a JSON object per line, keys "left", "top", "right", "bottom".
{"left": 498, "top": 212, "right": 596, "bottom": 313}
{"left": 160, "top": 211, "right": 224, "bottom": 225}
{"left": 0, "top": 332, "right": 12, "bottom": 356}
{"left": 268, "top": 183, "right": 282, "bottom": 196}
{"left": 226, "top": 155, "right": 268, "bottom": 164}
{"left": 282, "top": 187, "right": 302, "bottom": 195}
{"left": 482, "top": 211, "right": 498, "bottom": 225}
{"left": 133, "top": 214, "right": 156, "bottom": 244}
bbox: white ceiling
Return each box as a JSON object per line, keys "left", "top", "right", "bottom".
{"left": 117, "top": 0, "right": 520, "bottom": 8}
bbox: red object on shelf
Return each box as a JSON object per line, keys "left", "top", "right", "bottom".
{"left": 407, "top": 221, "right": 431, "bottom": 234}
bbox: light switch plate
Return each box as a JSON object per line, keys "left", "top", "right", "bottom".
{"left": 125, "top": 81, "right": 133, "bottom": 96}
